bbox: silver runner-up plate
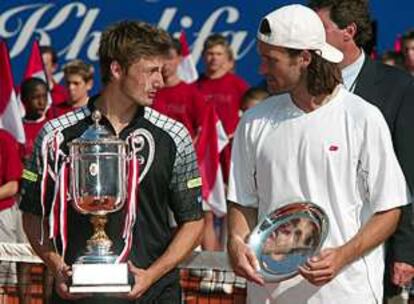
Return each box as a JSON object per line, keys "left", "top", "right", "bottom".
{"left": 248, "top": 202, "right": 329, "bottom": 283}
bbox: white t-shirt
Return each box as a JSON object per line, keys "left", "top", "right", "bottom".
{"left": 228, "top": 86, "right": 409, "bottom": 304}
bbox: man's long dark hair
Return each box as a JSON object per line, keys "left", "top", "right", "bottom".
{"left": 287, "top": 49, "right": 342, "bottom": 96}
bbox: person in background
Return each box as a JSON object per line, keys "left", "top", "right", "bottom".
{"left": 20, "top": 77, "right": 54, "bottom": 303}
{"left": 309, "top": 0, "right": 414, "bottom": 302}
{"left": 40, "top": 45, "right": 69, "bottom": 105}
{"left": 48, "top": 59, "right": 94, "bottom": 119}
{"left": 402, "top": 30, "right": 414, "bottom": 76}
{"left": 0, "top": 128, "right": 24, "bottom": 300}
{"left": 197, "top": 34, "right": 249, "bottom": 253}
{"left": 240, "top": 87, "right": 270, "bottom": 113}
{"left": 153, "top": 38, "right": 206, "bottom": 142}
{"left": 197, "top": 34, "right": 249, "bottom": 185}
{"left": 21, "top": 77, "right": 49, "bottom": 161}
{"left": 152, "top": 37, "right": 222, "bottom": 252}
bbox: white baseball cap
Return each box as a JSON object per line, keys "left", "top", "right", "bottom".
{"left": 257, "top": 4, "right": 343, "bottom": 63}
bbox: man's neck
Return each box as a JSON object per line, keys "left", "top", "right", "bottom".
{"left": 164, "top": 75, "right": 181, "bottom": 87}
{"left": 69, "top": 96, "right": 89, "bottom": 108}
{"left": 290, "top": 83, "right": 338, "bottom": 113}
{"left": 97, "top": 86, "right": 139, "bottom": 135}
{"left": 339, "top": 45, "right": 362, "bottom": 69}
{"left": 206, "top": 68, "right": 227, "bottom": 80}
{"left": 24, "top": 113, "right": 45, "bottom": 122}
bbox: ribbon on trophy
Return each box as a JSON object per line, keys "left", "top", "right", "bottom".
{"left": 118, "top": 135, "right": 140, "bottom": 263}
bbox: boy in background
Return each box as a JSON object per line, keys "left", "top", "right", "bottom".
{"left": 240, "top": 87, "right": 269, "bottom": 113}
{"left": 21, "top": 77, "right": 49, "bottom": 161}
{"left": 48, "top": 59, "right": 93, "bottom": 118}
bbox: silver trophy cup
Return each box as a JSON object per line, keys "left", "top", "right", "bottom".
{"left": 68, "top": 110, "right": 131, "bottom": 293}
{"left": 248, "top": 201, "right": 329, "bottom": 282}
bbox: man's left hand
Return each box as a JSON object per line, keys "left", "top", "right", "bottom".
{"left": 299, "top": 248, "right": 347, "bottom": 286}
{"left": 392, "top": 262, "right": 414, "bottom": 287}
{"left": 122, "top": 261, "right": 155, "bottom": 300}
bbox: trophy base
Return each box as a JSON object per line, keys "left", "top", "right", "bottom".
{"left": 69, "top": 284, "right": 131, "bottom": 294}
{"left": 70, "top": 263, "right": 131, "bottom": 294}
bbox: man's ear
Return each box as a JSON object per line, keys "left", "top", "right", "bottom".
{"left": 86, "top": 79, "right": 94, "bottom": 91}
{"left": 110, "top": 61, "right": 123, "bottom": 80}
{"left": 301, "top": 50, "right": 312, "bottom": 67}
{"left": 343, "top": 22, "right": 357, "bottom": 42}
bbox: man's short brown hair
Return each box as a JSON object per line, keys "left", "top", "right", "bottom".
{"left": 63, "top": 59, "right": 94, "bottom": 82}
{"left": 98, "top": 20, "right": 172, "bottom": 84}
{"left": 39, "top": 45, "right": 58, "bottom": 64}
{"left": 202, "top": 34, "right": 233, "bottom": 60}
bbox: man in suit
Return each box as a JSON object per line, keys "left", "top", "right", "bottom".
{"left": 309, "top": 0, "right": 414, "bottom": 300}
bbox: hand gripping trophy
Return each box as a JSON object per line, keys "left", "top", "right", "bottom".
{"left": 68, "top": 110, "right": 134, "bottom": 293}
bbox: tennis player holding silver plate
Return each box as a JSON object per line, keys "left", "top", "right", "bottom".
{"left": 248, "top": 202, "right": 329, "bottom": 282}
{"left": 227, "top": 4, "right": 408, "bottom": 304}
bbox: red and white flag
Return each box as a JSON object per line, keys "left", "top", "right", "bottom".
{"left": 24, "top": 40, "right": 48, "bottom": 81}
{"left": 196, "top": 104, "right": 229, "bottom": 216}
{"left": 0, "top": 40, "right": 26, "bottom": 143}
{"left": 177, "top": 30, "right": 199, "bottom": 84}
{"left": 22, "top": 40, "right": 52, "bottom": 107}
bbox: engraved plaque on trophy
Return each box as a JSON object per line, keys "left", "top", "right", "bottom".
{"left": 68, "top": 110, "right": 131, "bottom": 293}
{"left": 248, "top": 202, "right": 329, "bottom": 282}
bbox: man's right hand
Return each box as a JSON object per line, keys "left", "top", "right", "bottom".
{"left": 392, "top": 262, "right": 414, "bottom": 287}
{"left": 227, "top": 235, "right": 264, "bottom": 285}
{"left": 53, "top": 263, "right": 89, "bottom": 300}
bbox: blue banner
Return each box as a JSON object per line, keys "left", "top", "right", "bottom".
{"left": 1, "top": 1, "right": 413, "bottom": 93}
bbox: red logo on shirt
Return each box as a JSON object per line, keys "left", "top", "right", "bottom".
{"left": 329, "top": 145, "right": 339, "bottom": 151}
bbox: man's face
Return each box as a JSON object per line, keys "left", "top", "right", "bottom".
{"left": 118, "top": 57, "right": 164, "bottom": 107}
{"left": 316, "top": 8, "right": 345, "bottom": 52}
{"left": 162, "top": 48, "right": 181, "bottom": 80}
{"left": 258, "top": 41, "right": 303, "bottom": 95}
{"left": 403, "top": 39, "right": 414, "bottom": 69}
{"left": 65, "top": 74, "right": 92, "bottom": 105}
{"left": 204, "top": 44, "right": 230, "bottom": 75}
{"left": 25, "top": 85, "right": 48, "bottom": 117}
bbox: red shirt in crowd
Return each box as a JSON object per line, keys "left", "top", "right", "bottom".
{"left": 51, "top": 82, "right": 69, "bottom": 106}
{"left": 0, "top": 129, "right": 23, "bottom": 211}
{"left": 152, "top": 82, "right": 207, "bottom": 140}
{"left": 197, "top": 72, "right": 249, "bottom": 137}
{"left": 47, "top": 101, "right": 74, "bottom": 119}
{"left": 197, "top": 72, "right": 249, "bottom": 183}
{"left": 22, "top": 116, "right": 48, "bottom": 160}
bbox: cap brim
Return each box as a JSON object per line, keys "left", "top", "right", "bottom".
{"left": 319, "top": 43, "right": 343, "bottom": 63}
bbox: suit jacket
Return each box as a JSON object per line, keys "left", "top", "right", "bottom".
{"left": 353, "top": 57, "right": 414, "bottom": 296}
